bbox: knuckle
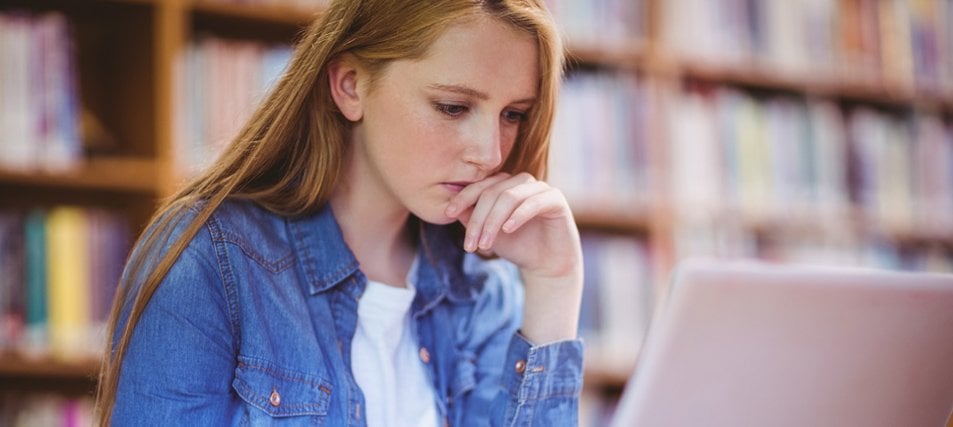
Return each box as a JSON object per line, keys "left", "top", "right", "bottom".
{"left": 515, "top": 172, "right": 535, "bottom": 182}
{"left": 481, "top": 187, "right": 502, "bottom": 201}
{"left": 500, "top": 188, "right": 521, "bottom": 203}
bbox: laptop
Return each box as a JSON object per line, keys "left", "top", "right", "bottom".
{"left": 609, "top": 258, "right": 953, "bottom": 427}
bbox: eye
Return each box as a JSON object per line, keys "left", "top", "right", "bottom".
{"left": 434, "top": 103, "right": 469, "bottom": 118}
{"left": 502, "top": 109, "right": 528, "bottom": 124}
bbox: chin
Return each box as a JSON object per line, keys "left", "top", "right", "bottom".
{"left": 415, "top": 212, "right": 457, "bottom": 226}
{"left": 409, "top": 204, "right": 458, "bottom": 226}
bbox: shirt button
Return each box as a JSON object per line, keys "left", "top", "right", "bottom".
{"left": 419, "top": 347, "right": 431, "bottom": 364}
{"left": 269, "top": 389, "right": 281, "bottom": 407}
{"left": 514, "top": 359, "right": 526, "bottom": 374}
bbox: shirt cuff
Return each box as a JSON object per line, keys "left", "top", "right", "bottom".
{"left": 501, "top": 332, "right": 584, "bottom": 402}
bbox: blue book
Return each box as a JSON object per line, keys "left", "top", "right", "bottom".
{"left": 24, "top": 210, "right": 48, "bottom": 354}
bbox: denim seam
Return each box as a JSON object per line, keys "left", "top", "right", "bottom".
{"left": 206, "top": 215, "right": 243, "bottom": 349}
{"left": 216, "top": 228, "right": 295, "bottom": 273}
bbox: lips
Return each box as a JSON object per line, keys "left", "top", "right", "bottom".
{"left": 442, "top": 181, "right": 472, "bottom": 192}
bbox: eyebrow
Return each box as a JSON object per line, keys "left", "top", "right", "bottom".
{"left": 428, "top": 83, "right": 536, "bottom": 105}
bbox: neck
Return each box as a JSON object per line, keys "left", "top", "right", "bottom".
{"left": 330, "top": 146, "right": 416, "bottom": 287}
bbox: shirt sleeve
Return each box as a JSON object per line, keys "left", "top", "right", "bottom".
{"left": 111, "top": 216, "right": 241, "bottom": 424}
{"left": 455, "top": 258, "right": 585, "bottom": 427}
{"left": 493, "top": 333, "right": 585, "bottom": 425}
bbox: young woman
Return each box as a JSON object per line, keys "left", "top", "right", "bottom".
{"left": 97, "top": 0, "right": 584, "bottom": 425}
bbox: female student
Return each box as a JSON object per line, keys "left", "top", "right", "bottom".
{"left": 97, "top": 0, "right": 584, "bottom": 425}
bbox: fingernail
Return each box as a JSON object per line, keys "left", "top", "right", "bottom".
{"left": 464, "top": 235, "right": 475, "bottom": 252}
{"left": 502, "top": 219, "right": 516, "bottom": 232}
{"left": 479, "top": 233, "right": 491, "bottom": 249}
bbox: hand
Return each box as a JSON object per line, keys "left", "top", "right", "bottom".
{"left": 445, "top": 172, "right": 584, "bottom": 344}
{"left": 444, "top": 172, "right": 582, "bottom": 279}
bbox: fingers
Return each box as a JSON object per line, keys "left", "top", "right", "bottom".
{"left": 471, "top": 180, "right": 549, "bottom": 252}
{"left": 445, "top": 172, "right": 555, "bottom": 253}
{"left": 445, "top": 173, "right": 513, "bottom": 219}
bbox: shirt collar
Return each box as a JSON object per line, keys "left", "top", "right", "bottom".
{"left": 288, "top": 204, "right": 361, "bottom": 295}
{"left": 289, "top": 205, "right": 481, "bottom": 303}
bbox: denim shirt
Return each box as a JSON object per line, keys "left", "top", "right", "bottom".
{"left": 111, "top": 200, "right": 584, "bottom": 426}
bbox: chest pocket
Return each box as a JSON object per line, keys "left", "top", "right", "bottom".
{"left": 233, "top": 356, "right": 332, "bottom": 425}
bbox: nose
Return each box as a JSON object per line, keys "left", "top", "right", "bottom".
{"left": 462, "top": 118, "right": 503, "bottom": 170}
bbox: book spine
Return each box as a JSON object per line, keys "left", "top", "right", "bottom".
{"left": 45, "top": 207, "right": 90, "bottom": 361}
{"left": 24, "top": 210, "right": 48, "bottom": 356}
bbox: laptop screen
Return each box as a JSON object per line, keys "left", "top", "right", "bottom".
{"left": 610, "top": 259, "right": 953, "bottom": 427}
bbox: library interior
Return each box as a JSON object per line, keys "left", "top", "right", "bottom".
{"left": 0, "top": 0, "right": 951, "bottom": 425}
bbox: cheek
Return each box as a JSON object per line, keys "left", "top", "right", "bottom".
{"left": 500, "top": 129, "right": 518, "bottom": 160}
{"left": 413, "top": 117, "right": 465, "bottom": 155}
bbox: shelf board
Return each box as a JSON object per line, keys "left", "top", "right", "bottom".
{"left": 566, "top": 40, "right": 649, "bottom": 71}
{"left": 573, "top": 206, "right": 654, "bottom": 234}
{"left": 583, "top": 345, "right": 638, "bottom": 389}
{"left": 189, "top": 0, "right": 320, "bottom": 27}
{"left": 0, "top": 354, "right": 100, "bottom": 381}
{"left": 675, "top": 58, "right": 953, "bottom": 109}
{"left": 0, "top": 157, "right": 158, "bottom": 194}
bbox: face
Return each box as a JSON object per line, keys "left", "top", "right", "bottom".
{"left": 347, "top": 15, "right": 539, "bottom": 224}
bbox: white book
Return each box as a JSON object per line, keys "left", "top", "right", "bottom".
{"left": 38, "top": 13, "right": 79, "bottom": 173}
{"left": 807, "top": 99, "right": 849, "bottom": 221}
{"left": 670, "top": 90, "right": 721, "bottom": 220}
{"left": 0, "top": 15, "right": 36, "bottom": 171}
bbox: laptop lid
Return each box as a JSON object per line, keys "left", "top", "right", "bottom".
{"left": 610, "top": 259, "right": 953, "bottom": 427}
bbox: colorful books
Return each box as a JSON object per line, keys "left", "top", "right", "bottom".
{"left": 0, "top": 12, "right": 80, "bottom": 173}
{"left": 579, "top": 233, "right": 654, "bottom": 370}
{"left": 175, "top": 35, "right": 292, "bottom": 177}
{"left": 658, "top": 0, "right": 953, "bottom": 94}
{"left": 0, "top": 207, "right": 130, "bottom": 361}
{"left": 550, "top": 72, "right": 655, "bottom": 214}
{"left": 545, "top": 0, "right": 648, "bottom": 47}
{"left": 0, "top": 393, "right": 93, "bottom": 427}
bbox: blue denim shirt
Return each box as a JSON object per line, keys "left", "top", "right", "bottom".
{"left": 112, "top": 200, "right": 583, "bottom": 426}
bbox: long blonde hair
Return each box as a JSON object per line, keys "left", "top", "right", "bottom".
{"left": 96, "top": 0, "right": 563, "bottom": 423}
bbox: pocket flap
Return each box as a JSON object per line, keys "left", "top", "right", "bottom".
{"left": 233, "top": 356, "right": 332, "bottom": 417}
{"left": 450, "top": 351, "right": 477, "bottom": 399}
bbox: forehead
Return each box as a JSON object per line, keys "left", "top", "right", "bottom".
{"left": 385, "top": 16, "right": 539, "bottom": 100}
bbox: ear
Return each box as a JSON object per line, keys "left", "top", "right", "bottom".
{"left": 328, "top": 55, "right": 364, "bottom": 122}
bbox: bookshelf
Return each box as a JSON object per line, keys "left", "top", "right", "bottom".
{"left": 0, "top": 0, "right": 951, "bottom": 426}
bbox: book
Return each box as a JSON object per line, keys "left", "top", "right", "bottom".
{"left": 0, "top": 12, "right": 80, "bottom": 173}
{"left": 579, "top": 233, "right": 653, "bottom": 371}
{"left": 0, "top": 212, "right": 26, "bottom": 352}
{"left": 45, "top": 207, "right": 90, "bottom": 361}
{"left": 550, "top": 72, "right": 653, "bottom": 213}
{"left": 175, "top": 35, "right": 292, "bottom": 177}
{"left": 24, "top": 210, "right": 48, "bottom": 357}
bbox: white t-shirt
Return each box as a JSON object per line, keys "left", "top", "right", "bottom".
{"left": 351, "top": 270, "right": 440, "bottom": 427}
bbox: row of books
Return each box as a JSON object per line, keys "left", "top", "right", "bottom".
{"left": 662, "top": 0, "right": 953, "bottom": 94}
{"left": 671, "top": 217, "right": 953, "bottom": 273}
{"left": 0, "top": 11, "right": 81, "bottom": 173}
{"left": 668, "top": 84, "right": 953, "bottom": 235}
{"left": 0, "top": 393, "right": 93, "bottom": 427}
{"left": 0, "top": 207, "right": 130, "bottom": 361}
{"left": 669, "top": 86, "right": 850, "bottom": 222}
{"left": 550, "top": 72, "right": 655, "bottom": 213}
{"left": 175, "top": 35, "right": 292, "bottom": 176}
{"left": 544, "top": 0, "right": 648, "bottom": 47}
{"left": 579, "top": 232, "right": 654, "bottom": 372}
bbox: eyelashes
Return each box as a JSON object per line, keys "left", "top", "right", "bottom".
{"left": 433, "top": 102, "right": 528, "bottom": 123}
{"left": 434, "top": 102, "right": 469, "bottom": 117}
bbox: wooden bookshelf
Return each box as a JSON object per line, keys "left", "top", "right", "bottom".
{"left": 190, "top": 0, "right": 317, "bottom": 27}
{"left": 1, "top": 1, "right": 952, "bottom": 425}
{"left": 0, "top": 354, "right": 99, "bottom": 396}
{"left": 0, "top": 158, "right": 157, "bottom": 194}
